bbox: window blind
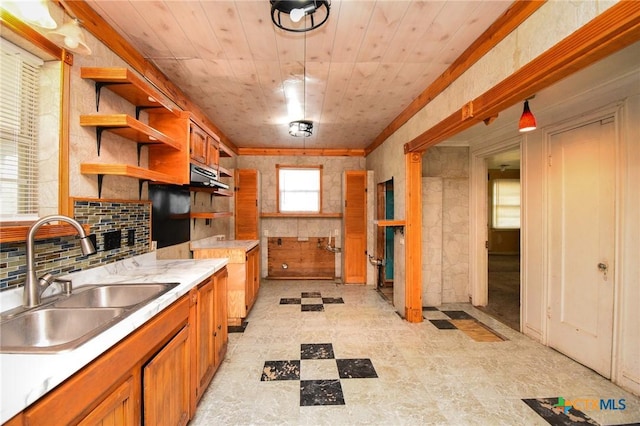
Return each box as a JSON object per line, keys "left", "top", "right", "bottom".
{"left": 492, "top": 179, "right": 521, "bottom": 229}
{"left": 0, "top": 38, "right": 43, "bottom": 220}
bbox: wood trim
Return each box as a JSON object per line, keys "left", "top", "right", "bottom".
{"left": 404, "top": 153, "right": 423, "bottom": 323}
{"left": 238, "top": 148, "right": 365, "bottom": 157}
{"left": 0, "top": 224, "right": 91, "bottom": 243}
{"left": 405, "top": 1, "right": 640, "bottom": 153}
{"left": 59, "top": 0, "right": 238, "bottom": 155}
{"left": 0, "top": 9, "right": 68, "bottom": 62}
{"left": 60, "top": 62, "right": 71, "bottom": 216}
{"left": 260, "top": 213, "right": 342, "bottom": 218}
{"left": 364, "top": 1, "right": 544, "bottom": 155}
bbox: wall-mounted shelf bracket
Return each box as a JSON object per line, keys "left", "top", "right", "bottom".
{"left": 138, "top": 179, "right": 148, "bottom": 200}
{"left": 94, "top": 82, "right": 126, "bottom": 112}
{"left": 376, "top": 220, "right": 405, "bottom": 235}
{"left": 95, "top": 174, "right": 147, "bottom": 200}
{"left": 135, "top": 105, "right": 163, "bottom": 120}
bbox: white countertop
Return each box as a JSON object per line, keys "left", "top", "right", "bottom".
{"left": 0, "top": 252, "right": 227, "bottom": 424}
{"left": 190, "top": 237, "right": 259, "bottom": 251}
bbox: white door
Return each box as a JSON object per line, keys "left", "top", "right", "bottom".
{"left": 548, "top": 116, "right": 616, "bottom": 378}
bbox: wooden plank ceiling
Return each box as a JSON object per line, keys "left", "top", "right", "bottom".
{"left": 85, "top": 0, "right": 512, "bottom": 151}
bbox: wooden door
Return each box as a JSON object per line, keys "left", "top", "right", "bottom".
{"left": 143, "top": 326, "right": 191, "bottom": 426}
{"left": 548, "top": 116, "right": 616, "bottom": 378}
{"left": 344, "top": 171, "right": 367, "bottom": 284}
{"left": 235, "top": 169, "right": 259, "bottom": 240}
{"left": 195, "top": 278, "right": 215, "bottom": 400}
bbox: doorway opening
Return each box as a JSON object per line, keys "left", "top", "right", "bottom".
{"left": 376, "top": 178, "right": 394, "bottom": 302}
{"left": 477, "top": 149, "right": 521, "bottom": 331}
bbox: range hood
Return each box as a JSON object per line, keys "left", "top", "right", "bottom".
{"left": 189, "top": 163, "right": 229, "bottom": 189}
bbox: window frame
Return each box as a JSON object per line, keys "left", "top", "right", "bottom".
{"left": 0, "top": 9, "right": 72, "bottom": 241}
{"left": 276, "top": 164, "right": 323, "bottom": 214}
{"left": 491, "top": 178, "right": 521, "bottom": 230}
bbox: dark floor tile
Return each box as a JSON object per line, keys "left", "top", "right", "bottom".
{"left": 522, "top": 397, "right": 599, "bottom": 426}
{"left": 301, "top": 304, "right": 324, "bottom": 312}
{"left": 322, "top": 297, "right": 344, "bottom": 304}
{"left": 422, "top": 306, "right": 439, "bottom": 311}
{"left": 301, "top": 343, "right": 335, "bottom": 360}
{"left": 280, "top": 298, "right": 301, "bottom": 305}
{"left": 300, "top": 380, "right": 345, "bottom": 406}
{"left": 442, "top": 310, "right": 475, "bottom": 320}
{"left": 261, "top": 360, "right": 300, "bottom": 381}
{"left": 336, "top": 358, "right": 378, "bottom": 379}
{"left": 301, "top": 291, "right": 322, "bottom": 298}
{"left": 430, "top": 319, "right": 457, "bottom": 329}
{"left": 228, "top": 321, "right": 248, "bottom": 333}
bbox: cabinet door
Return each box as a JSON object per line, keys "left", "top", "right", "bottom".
{"left": 344, "top": 171, "right": 367, "bottom": 284}
{"left": 143, "top": 326, "right": 190, "bottom": 426}
{"left": 213, "top": 267, "right": 228, "bottom": 370}
{"left": 190, "top": 123, "right": 208, "bottom": 165}
{"left": 235, "top": 169, "right": 259, "bottom": 239}
{"left": 245, "top": 247, "right": 259, "bottom": 311}
{"left": 195, "top": 277, "right": 215, "bottom": 400}
{"left": 208, "top": 138, "right": 220, "bottom": 169}
{"left": 78, "top": 376, "right": 136, "bottom": 426}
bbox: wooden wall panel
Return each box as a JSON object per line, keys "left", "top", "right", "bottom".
{"left": 267, "top": 237, "right": 335, "bottom": 279}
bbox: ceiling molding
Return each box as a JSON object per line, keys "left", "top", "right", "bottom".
{"left": 405, "top": 0, "right": 640, "bottom": 153}
{"left": 364, "top": 0, "right": 544, "bottom": 156}
{"left": 237, "top": 148, "right": 365, "bottom": 157}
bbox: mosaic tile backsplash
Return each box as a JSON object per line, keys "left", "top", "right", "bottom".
{"left": 0, "top": 200, "right": 150, "bottom": 289}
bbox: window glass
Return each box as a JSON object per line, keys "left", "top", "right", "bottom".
{"left": 278, "top": 167, "right": 321, "bottom": 213}
{"left": 492, "top": 179, "right": 520, "bottom": 229}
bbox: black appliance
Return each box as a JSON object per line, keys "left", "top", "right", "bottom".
{"left": 149, "top": 184, "right": 190, "bottom": 248}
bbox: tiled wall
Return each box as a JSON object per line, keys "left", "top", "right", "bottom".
{"left": 0, "top": 200, "right": 150, "bottom": 289}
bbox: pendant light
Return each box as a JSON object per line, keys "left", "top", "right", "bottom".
{"left": 48, "top": 18, "right": 92, "bottom": 55}
{"left": 288, "top": 30, "right": 312, "bottom": 138}
{"left": 518, "top": 98, "right": 537, "bottom": 132}
{"left": 2, "top": 0, "right": 57, "bottom": 29}
{"left": 270, "top": 0, "right": 330, "bottom": 33}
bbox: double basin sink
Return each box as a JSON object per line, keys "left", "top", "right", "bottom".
{"left": 0, "top": 283, "right": 178, "bottom": 353}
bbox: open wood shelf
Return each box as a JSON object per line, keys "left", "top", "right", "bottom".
{"left": 81, "top": 67, "right": 178, "bottom": 115}
{"left": 80, "top": 114, "right": 182, "bottom": 151}
{"left": 217, "top": 164, "right": 233, "bottom": 178}
{"left": 375, "top": 220, "right": 406, "bottom": 227}
{"left": 81, "top": 163, "right": 184, "bottom": 184}
{"left": 188, "top": 187, "right": 233, "bottom": 197}
{"left": 260, "top": 212, "right": 342, "bottom": 218}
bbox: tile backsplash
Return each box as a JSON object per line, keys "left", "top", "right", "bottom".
{"left": 0, "top": 199, "right": 150, "bottom": 289}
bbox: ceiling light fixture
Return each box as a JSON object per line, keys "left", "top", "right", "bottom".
{"left": 518, "top": 97, "right": 537, "bottom": 132}
{"left": 289, "top": 120, "right": 313, "bottom": 137}
{"left": 2, "top": 0, "right": 57, "bottom": 29}
{"left": 270, "top": 0, "right": 330, "bottom": 33}
{"left": 48, "top": 18, "right": 92, "bottom": 55}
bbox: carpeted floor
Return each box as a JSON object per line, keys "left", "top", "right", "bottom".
{"left": 477, "top": 254, "right": 520, "bottom": 331}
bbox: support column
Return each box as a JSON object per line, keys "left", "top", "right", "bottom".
{"left": 405, "top": 152, "right": 423, "bottom": 322}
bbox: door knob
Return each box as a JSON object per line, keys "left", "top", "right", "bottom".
{"left": 597, "top": 262, "right": 608, "bottom": 271}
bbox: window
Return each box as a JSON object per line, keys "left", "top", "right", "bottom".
{"left": 492, "top": 179, "right": 520, "bottom": 229}
{"left": 277, "top": 165, "right": 322, "bottom": 213}
{"left": 0, "top": 39, "right": 43, "bottom": 220}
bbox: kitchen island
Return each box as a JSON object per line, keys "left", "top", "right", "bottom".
{"left": 0, "top": 253, "right": 227, "bottom": 424}
{"left": 191, "top": 238, "right": 260, "bottom": 326}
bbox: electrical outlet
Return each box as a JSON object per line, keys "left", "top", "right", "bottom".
{"left": 103, "top": 230, "right": 122, "bottom": 251}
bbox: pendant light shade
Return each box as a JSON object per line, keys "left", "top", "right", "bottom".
{"left": 48, "top": 19, "right": 92, "bottom": 55}
{"left": 518, "top": 99, "right": 537, "bottom": 132}
{"left": 2, "top": 0, "right": 57, "bottom": 29}
{"left": 289, "top": 120, "right": 313, "bottom": 137}
{"left": 270, "top": 0, "right": 330, "bottom": 33}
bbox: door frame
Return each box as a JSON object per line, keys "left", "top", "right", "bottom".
{"left": 469, "top": 137, "right": 522, "bottom": 310}
{"left": 543, "top": 102, "right": 624, "bottom": 376}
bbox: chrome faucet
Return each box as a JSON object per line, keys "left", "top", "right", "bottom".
{"left": 23, "top": 215, "right": 96, "bottom": 308}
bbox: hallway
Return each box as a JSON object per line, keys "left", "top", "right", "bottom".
{"left": 192, "top": 280, "right": 640, "bottom": 425}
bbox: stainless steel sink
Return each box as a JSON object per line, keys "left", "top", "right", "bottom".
{"left": 53, "top": 283, "right": 178, "bottom": 308}
{"left": 0, "top": 307, "right": 125, "bottom": 352}
{"left": 0, "top": 282, "right": 179, "bottom": 353}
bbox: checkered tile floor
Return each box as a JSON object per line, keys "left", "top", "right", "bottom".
{"left": 260, "top": 343, "right": 377, "bottom": 406}
{"left": 279, "top": 292, "right": 344, "bottom": 312}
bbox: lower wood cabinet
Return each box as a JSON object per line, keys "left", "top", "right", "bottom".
{"left": 144, "top": 325, "right": 191, "bottom": 426}
{"left": 7, "top": 267, "right": 228, "bottom": 426}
